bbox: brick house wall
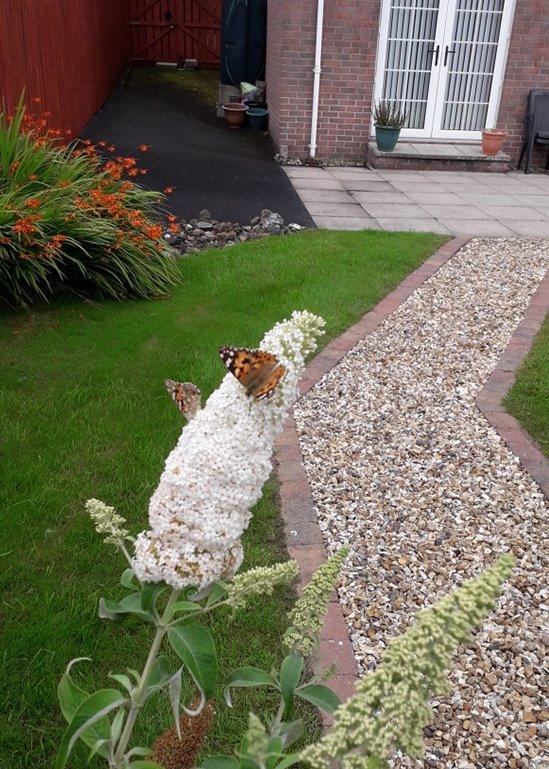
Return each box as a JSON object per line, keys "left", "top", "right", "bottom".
{"left": 266, "top": 0, "right": 549, "bottom": 167}
{"left": 497, "top": 0, "right": 549, "bottom": 167}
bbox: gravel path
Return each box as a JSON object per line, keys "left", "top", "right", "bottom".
{"left": 294, "top": 238, "right": 548, "bottom": 769}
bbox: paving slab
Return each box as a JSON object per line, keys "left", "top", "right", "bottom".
{"left": 479, "top": 205, "right": 546, "bottom": 220}
{"left": 340, "top": 179, "right": 395, "bottom": 191}
{"left": 313, "top": 216, "right": 381, "bottom": 230}
{"left": 458, "top": 193, "right": 519, "bottom": 206}
{"left": 421, "top": 203, "right": 491, "bottom": 220}
{"left": 438, "top": 219, "right": 515, "bottom": 236}
{"left": 502, "top": 220, "right": 549, "bottom": 236}
{"left": 296, "top": 189, "right": 356, "bottom": 203}
{"left": 375, "top": 218, "right": 451, "bottom": 234}
{"left": 405, "top": 192, "right": 464, "bottom": 206}
{"left": 291, "top": 177, "right": 344, "bottom": 191}
{"left": 351, "top": 191, "right": 411, "bottom": 205}
{"left": 305, "top": 202, "right": 368, "bottom": 217}
{"left": 360, "top": 202, "right": 433, "bottom": 219}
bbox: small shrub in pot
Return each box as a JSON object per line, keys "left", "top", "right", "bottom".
{"left": 372, "top": 100, "right": 408, "bottom": 153}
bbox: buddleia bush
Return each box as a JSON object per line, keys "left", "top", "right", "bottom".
{"left": 0, "top": 100, "right": 180, "bottom": 307}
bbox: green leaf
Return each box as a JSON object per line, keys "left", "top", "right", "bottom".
{"left": 140, "top": 582, "right": 167, "bottom": 611}
{"left": 168, "top": 623, "right": 218, "bottom": 699}
{"left": 98, "top": 593, "right": 155, "bottom": 622}
{"left": 295, "top": 683, "right": 341, "bottom": 714}
{"left": 108, "top": 673, "right": 134, "bottom": 695}
{"left": 57, "top": 661, "right": 110, "bottom": 757}
{"left": 146, "top": 655, "right": 173, "bottom": 692}
{"left": 275, "top": 753, "right": 302, "bottom": 769}
{"left": 128, "top": 762, "right": 165, "bottom": 769}
{"left": 265, "top": 736, "right": 284, "bottom": 769}
{"left": 206, "top": 581, "right": 228, "bottom": 607}
{"left": 224, "top": 666, "right": 276, "bottom": 706}
{"left": 165, "top": 600, "right": 202, "bottom": 621}
{"left": 276, "top": 719, "right": 304, "bottom": 749}
{"left": 126, "top": 747, "right": 153, "bottom": 759}
{"left": 200, "top": 758, "right": 239, "bottom": 769}
{"left": 55, "top": 689, "right": 127, "bottom": 769}
{"left": 121, "top": 568, "right": 138, "bottom": 589}
{"left": 110, "top": 708, "right": 125, "bottom": 743}
{"left": 279, "top": 654, "right": 303, "bottom": 716}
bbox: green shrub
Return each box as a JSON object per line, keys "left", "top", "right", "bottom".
{"left": 0, "top": 101, "right": 181, "bottom": 306}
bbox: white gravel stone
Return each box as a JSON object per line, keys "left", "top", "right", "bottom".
{"left": 294, "top": 238, "right": 549, "bottom": 769}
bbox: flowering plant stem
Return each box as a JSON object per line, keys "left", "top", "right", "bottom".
{"left": 111, "top": 589, "right": 180, "bottom": 767}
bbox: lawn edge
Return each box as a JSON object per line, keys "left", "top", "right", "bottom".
{"left": 274, "top": 235, "right": 469, "bottom": 722}
{"left": 476, "top": 271, "right": 549, "bottom": 497}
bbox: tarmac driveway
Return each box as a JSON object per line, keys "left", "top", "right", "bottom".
{"left": 85, "top": 69, "right": 314, "bottom": 226}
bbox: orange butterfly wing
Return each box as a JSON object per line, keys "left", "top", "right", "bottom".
{"left": 219, "top": 347, "right": 286, "bottom": 399}
{"left": 165, "top": 379, "right": 202, "bottom": 418}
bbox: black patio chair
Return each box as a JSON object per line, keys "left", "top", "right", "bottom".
{"left": 517, "top": 89, "right": 549, "bottom": 174}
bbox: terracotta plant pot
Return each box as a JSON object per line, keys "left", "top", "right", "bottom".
{"left": 481, "top": 129, "right": 506, "bottom": 156}
{"left": 222, "top": 103, "right": 248, "bottom": 129}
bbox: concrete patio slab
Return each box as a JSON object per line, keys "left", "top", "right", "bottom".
{"left": 282, "top": 165, "right": 549, "bottom": 236}
{"left": 313, "top": 216, "right": 381, "bottom": 230}
{"left": 360, "top": 202, "right": 434, "bottom": 219}
{"left": 376, "top": 218, "right": 451, "bottom": 234}
{"left": 438, "top": 219, "right": 515, "bottom": 236}
{"left": 305, "top": 202, "right": 367, "bottom": 217}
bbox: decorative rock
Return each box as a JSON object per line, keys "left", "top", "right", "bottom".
{"left": 164, "top": 210, "right": 306, "bottom": 256}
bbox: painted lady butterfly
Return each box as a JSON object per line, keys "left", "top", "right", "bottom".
{"left": 219, "top": 346, "right": 286, "bottom": 400}
{"left": 165, "top": 379, "right": 202, "bottom": 419}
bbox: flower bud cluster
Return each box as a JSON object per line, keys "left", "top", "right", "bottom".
{"left": 301, "top": 554, "right": 515, "bottom": 769}
{"left": 226, "top": 560, "right": 300, "bottom": 610}
{"left": 86, "top": 498, "right": 129, "bottom": 546}
{"left": 284, "top": 547, "right": 349, "bottom": 657}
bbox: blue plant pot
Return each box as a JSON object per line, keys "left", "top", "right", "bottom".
{"left": 375, "top": 125, "right": 401, "bottom": 153}
{"left": 248, "top": 107, "right": 268, "bottom": 131}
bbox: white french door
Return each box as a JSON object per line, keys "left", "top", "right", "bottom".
{"left": 373, "top": 0, "right": 516, "bottom": 140}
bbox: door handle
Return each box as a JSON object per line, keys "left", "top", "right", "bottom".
{"left": 428, "top": 44, "right": 440, "bottom": 66}
{"left": 444, "top": 46, "right": 455, "bottom": 66}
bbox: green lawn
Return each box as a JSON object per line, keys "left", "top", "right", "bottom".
{"left": 504, "top": 312, "right": 549, "bottom": 457}
{"left": 0, "top": 229, "right": 445, "bottom": 767}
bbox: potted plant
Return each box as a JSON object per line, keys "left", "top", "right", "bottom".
{"left": 481, "top": 126, "right": 507, "bottom": 156}
{"left": 372, "top": 100, "right": 408, "bottom": 152}
{"left": 222, "top": 102, "right": 248, "bottom": 129}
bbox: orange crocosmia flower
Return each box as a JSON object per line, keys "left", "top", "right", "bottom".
{"left": 107, "top": 145, "right": 115, "bottom": 152}
{"left": 138, "top": 144, "right": 150, "bottom": 152}
{"left": 144, "top": 224, "right": 163, "bottom": 239}
{"left": 128, "top": 168, "right": 139, "bottom": 177}
{"left": 32, "top": 96, "right": 42, "bottom": 104}
{"left": 0, "top": 236, "right": 11, "bottom": 245}
{"left": 26, "top": 199, "right": 41, "bottom": 209}
{"left": 49, "top": 234, "right": 67, "bottom": 249}
{"left": 164, "top": 186, "right": 175, "bottom": 195}
{"left": 98, "top": 141, "right": 107, "bottom": 148}
{"left": 9, "top": 160, "right": 20, "bottom": 174}
{"left": 43, "top": 111, "right": 52, "bottom": 118}
{"left": 167, "top": 214, "right": 178, "bottom": 223}
{"left": 139, "top": 169, "right": 148, "bottom": 175}
{"left": 120, "top": 181, "right": 133, "bottom": 192}
{"left": 58, "top": 180, "right": 71, "bottom": 188}
{"left": 29, "top": 174, "right": 38, "bottom": 181}
{"left": 12, "top": 214, "right": 41, "bottom": 235}
{"left": 168, "top": 223, "right": 180, "bottom": 234}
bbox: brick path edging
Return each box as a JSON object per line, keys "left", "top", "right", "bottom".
{"left": 274, "top": 236, "right": 469, "bottom": 717}
{"left": 476, "top": 273, "right": 549, "bottom": 497}
{"left": 274, "top": 236, "right": 549, "bottom": 721}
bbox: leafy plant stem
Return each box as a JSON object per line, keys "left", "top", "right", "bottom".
{"left": 111, "top": 588, "right": 180, "bottom": 767}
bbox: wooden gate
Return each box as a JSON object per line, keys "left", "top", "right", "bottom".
{"left": 130, "top": 0, "right": 221, "bottom": 67}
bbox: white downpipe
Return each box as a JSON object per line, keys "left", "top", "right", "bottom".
{"left": 309, "top": 0, "right": 325, "bottom": 158}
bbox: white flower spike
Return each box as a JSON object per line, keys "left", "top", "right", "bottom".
{"left": 133, "top": 311, "right": 325, "bottom": 590}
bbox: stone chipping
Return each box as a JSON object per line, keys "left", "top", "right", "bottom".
{"left": 293, "top": 238, "right": 549, "bottom": 769}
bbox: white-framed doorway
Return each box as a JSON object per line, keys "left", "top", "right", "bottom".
{"left": 372, "top": 0, "right": 517, "bottom": 141}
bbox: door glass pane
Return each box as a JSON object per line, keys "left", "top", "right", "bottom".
{"left": 381, "top": 0, "right": 441, "bottom": 129}
{"left": 441, "top": 0, "right": 504, "bottom": 131}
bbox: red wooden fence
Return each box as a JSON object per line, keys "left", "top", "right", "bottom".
{"left": 0, "top": 0, "right": 131, "bottom": 136}
{"left": 130, "top": 0, "right": 221, "bottom": 67}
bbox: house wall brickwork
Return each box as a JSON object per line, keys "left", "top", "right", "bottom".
{"left": 266, "top": 0, "right": 549, "bottom": 168}
{"left": 497, "top": 0, "right": 549, "bottom": 167}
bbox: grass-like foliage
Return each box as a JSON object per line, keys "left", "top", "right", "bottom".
{"left": 0, "top": 100, "right": 180, "bottom": 306}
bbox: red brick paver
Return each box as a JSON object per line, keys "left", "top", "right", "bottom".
{"left": 275, "top": 237, "right": 549, "bottom": 721}
{"left": 476, "top": 273, "right": 549, "bottom": 497}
